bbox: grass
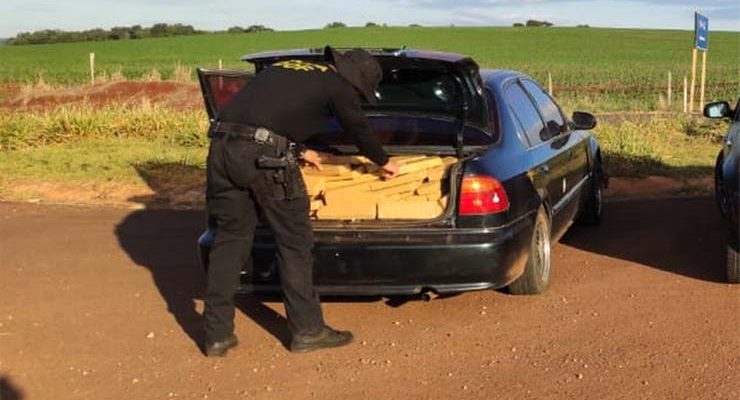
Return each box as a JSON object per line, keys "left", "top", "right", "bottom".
{"left": 594, "top": 116, "right": 726, "bottom": 177}
{"left": 0, "top": 102, "right": 728, "bottom": 204}
{"left": 0, "top": 101, "right": 208, "bottom": 150}
{"left": 1, "top": 27, "right": 739, "bottom": 111}
{"left": 0, "top": 138, "right": 205, "bottom": 185}
{"left": 0, "top": 103, "right": 209, "bottom": 203}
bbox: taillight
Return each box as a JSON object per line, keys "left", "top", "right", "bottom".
{"left": 458, "top": 175, "right": 510, "bottom": 215}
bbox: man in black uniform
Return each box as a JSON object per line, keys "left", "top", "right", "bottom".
{"left": 203, "top": 47, "right": 399, "bottom": 357}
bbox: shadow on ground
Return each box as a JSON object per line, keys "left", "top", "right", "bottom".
{"left": 113, "top": 204, "right": 408, "bottom": 350}
{"left": 563, "top": 197, "right": 727, "bottom": 283}
{"left": 126, "top": 161, "right": 206, "bottom": 207}
{"left": 0, "top": 375, "right": 25, "bottom": 400}
{"left": 114, "top": 162, "right": 399, "bottom": 351}
{"left": 115, "top": 206, "right": 206, "bottom": 350}
{"left": 602, "top": 153, "right": 714, "bottom": 180}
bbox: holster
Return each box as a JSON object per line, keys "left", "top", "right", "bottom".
{"left": 257, "top": 150, "right": 301, "bottom": 200}
{"left": 209, "top": 121, "right": 304, "bottom": 200}
{"left": 256, "top": 155, "right": 289, "bottom": 169}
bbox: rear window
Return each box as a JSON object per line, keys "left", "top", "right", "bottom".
{"left": 339, "top": 63, "right": 493, "bottom": 148}
{"left": 306, "top": 116, "right": 494, "bottom": 148}
{"left": 373, "top": 68, "right": 461, "bottom": 111}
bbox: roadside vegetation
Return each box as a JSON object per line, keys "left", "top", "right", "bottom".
{"left": 0, "top": 102, "right": 727, "bottom": 203}
{"left": 595, "top": 116, "right": 726, "bottom": 177}
{"left": 0, "top": 102, "right": 207, "bottom": 150}
{"left": 0, "top": 104, "right": 208, "bottom": 203}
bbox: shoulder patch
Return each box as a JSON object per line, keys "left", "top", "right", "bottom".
{"left": 273, "top": 59, "right": 329, "bottom": 73}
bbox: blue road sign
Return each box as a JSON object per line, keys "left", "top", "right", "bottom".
{"left": 695, "top": 12, "right": 709, "bottom": 51}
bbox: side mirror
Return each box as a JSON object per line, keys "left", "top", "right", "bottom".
{"left": 571, "top": 111, "right": 597, "bottom": 130}
{"left": 703, "top": 101, "right": 731, "bottom": 119}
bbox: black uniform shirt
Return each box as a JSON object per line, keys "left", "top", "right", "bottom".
{"left": 218, "top": 59, "right": 389, "bottom": 166}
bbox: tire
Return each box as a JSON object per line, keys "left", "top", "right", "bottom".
{"left": 509, "top": 207, "right": 551, "bottom": 295}
{"left": 728, "top": 231, "right": 740, "bottom": 283}
{"left": 714, "top": 152, "right": 729, "bottom": 219}
{"left": 578, "top": 162, "right": 603, "bottom": 225}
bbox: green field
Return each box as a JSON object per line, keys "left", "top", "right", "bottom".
{"left": 2, "top": 27, "right": 739, "bottom": 111}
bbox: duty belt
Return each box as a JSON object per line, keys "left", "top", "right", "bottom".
{"left": 209, "top": 121, "right": 290, "bottom": 153}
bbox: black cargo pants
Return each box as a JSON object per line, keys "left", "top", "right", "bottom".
{"left": 203, "top": 133, "right": 324, "bottom": 343}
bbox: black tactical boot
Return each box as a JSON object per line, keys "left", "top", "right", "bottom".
{"left": 205, "top": 334, "right": 238, "bottom": 357}
{"left": 289, "top": 326, "right": 353, "bottom": 353}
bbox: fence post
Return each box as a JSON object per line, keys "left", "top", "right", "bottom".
{"left": 699, "top": 51, "right": 707, "bottom": 111}
{"left": 689, "top": 48, "right": 697, "bottom": 113}
{"left": 547, "top": 71, "right": 553, "bottom": 96}
{"left": 667, "top": 71, "right": 672, "bottom": 108}
{"left": 89, "top": 52, "right": 95, "bottom": 85}
{"left": 683, "top": 76, "right": 688, "bottom": 113}
{"left": 218, "top": 59, "right": 223, "bottom": 70}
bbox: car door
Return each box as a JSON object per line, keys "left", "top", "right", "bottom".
{"left": 503, "top": 80, "right": 570, "bottom": 234}
{"left": 197, "top": 68, "right": 254, "bottom": 122}
{"left": 724, "top": 98, "right": 740, "bottom": 160}
{"left": 520, "top": 79, "right": 590, "bottom": 234}
{"left": 723, "top": 98, "right": 740, "bottom": 212}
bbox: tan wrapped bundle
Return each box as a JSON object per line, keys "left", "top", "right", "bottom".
{"left": 301, "top": 154, "right": 457, "bottom": 220}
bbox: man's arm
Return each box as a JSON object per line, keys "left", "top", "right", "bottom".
{"left": 329, "top": 85, "right": 389, "bottom": 167}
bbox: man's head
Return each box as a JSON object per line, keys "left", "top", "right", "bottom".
{"left": 324, "top": 46, "right": 383, "bottom": 104}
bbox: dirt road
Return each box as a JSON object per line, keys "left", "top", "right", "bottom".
{"left": 1, "top": 198, "right": 738, "bottom": 400}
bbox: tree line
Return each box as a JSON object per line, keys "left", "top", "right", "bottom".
{"left": 7, "top": 23, "right": 273, "bottom": 46}
{"left": 513, "top": 20, "right": 555, "bottom": 28}
{"left": 8, "top": 20, "right": 591, "bottom": 46}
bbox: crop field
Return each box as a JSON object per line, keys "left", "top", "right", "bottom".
{"left": 1, "top": 27, "right": 739, "bottom": 111}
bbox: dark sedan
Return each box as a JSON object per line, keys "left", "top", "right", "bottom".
{"left": 704, "top": 98, "right": 740, "bottom": 283}
{"left": 197, "top": 48, "right": 605, "bottom": 296}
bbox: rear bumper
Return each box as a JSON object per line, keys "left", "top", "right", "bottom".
{"left": 198, "top": 217, "right": 533, "bottom": 296}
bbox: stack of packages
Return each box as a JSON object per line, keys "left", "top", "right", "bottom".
{"left": 301, "top": 154, "right": 458, "bottom": 220}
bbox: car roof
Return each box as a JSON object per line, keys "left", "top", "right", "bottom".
{"left": 480, "top": 69, "right": 533, "bottom": 87}
{"left": 241, "top": 48, "right": 529, "bottom": 86}
{"left": 241, "top": 47, "right": 472, "bottom": 64}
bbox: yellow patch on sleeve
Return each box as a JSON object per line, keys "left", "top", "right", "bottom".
{"left": 273, "top": 60, "right": 329, "bottom": 73}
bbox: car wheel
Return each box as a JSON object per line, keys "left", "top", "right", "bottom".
{"left": 714, "top": 152, "right": 729, "bottom": 219}
{"left": 509, "top": 207, "right": 551, "bottom": 295}
{"left": 728, "top": 231, "right": 740, "bottom": 283}
{"left": 577, "top": 162, "right": 603, "bottom": 225}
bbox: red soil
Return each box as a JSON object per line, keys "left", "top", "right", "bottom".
{"left": 0, "top": 81, "right": 202, "bottom": 111}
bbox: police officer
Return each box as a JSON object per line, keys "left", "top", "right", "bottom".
{"left": 203, "top": 46, "right": 400, "bottom": 356}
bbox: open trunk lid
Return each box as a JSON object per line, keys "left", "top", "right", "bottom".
{"left": 197, "top": 68, "right": 253, "bottom": 121}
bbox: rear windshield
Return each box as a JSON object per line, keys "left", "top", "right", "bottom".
{"left": 250, "top": 57, "right": 494, "bottom": 147}
{"left": 306, "top": 115, "right": 495, "bottom": 147}
{"left": 372, "top": 67, "right": 462, "bottom": 112}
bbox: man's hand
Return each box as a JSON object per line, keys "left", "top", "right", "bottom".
{"left": 300, "top": 149, "right": 323, "bottom": 170}
{"left": 380, "top": 160, "right": 400, "bottom": 179}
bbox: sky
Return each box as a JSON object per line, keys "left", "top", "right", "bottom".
{"left": 1, "top": 0, "right": 738, "bottom": 37}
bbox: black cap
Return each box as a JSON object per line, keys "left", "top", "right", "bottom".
{"left": 324, "top": 46, "right": 383, "bottom": 104}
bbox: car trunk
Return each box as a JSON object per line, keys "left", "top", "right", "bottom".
{"left": 197, "top": 60, "right": 492, "bottom": 226}
{"left": 302, "top": 153, "right": 459, "bottom": 223}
